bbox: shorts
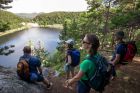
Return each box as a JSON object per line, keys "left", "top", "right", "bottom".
{"left": 30, "top": 72, "right": 44, "bottom": 82}
{"left": 64, "top": 64, "right": 74, "bottom": 72}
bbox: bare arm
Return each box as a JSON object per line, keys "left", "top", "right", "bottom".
{"left": 37, "top": 67, "right": 42, "bottom": 75}
{"left": 111, "top": 54, "right": 120, "bottom": 65}
{"left": 66, "top": 70, "right": 84, "bottom": 86}
{"left": 67, "top": 55, "right": 72, "bottom": 65}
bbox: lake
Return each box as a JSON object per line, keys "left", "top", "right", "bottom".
{"left": 0, "top": 27, "right": 60, "bottom": 67}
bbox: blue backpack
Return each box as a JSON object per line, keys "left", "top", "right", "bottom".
{"left": 68, "top": 49, "right": 80, "bottom": 67}
{"left": 86, "top": 54, "right": 112, "bottom": 92}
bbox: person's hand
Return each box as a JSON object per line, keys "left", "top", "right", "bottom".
{"left": 66, "top": 63, "right": 70, "bottom": 66}
{"left": 64, "top": 79, "right": 73, "bottom": 90}
{"left": 109, "top": 61, "right": 115, "bottom": 66}
{"left": 65, "top": 79, "right": 73, "bottom": 87}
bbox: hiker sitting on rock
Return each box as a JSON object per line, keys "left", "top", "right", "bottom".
{"left": 17, "top": 46, "right": 52, "bottom": 89}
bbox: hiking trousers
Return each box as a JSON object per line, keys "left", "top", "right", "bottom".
{"left": 77, "top": 81, "right": 91, "bottom": 93}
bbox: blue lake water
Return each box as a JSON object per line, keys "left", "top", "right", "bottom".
{"left": 0, "top": 27, "right": 60, "bottom": 67}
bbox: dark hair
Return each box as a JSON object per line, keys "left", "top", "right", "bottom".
{"left": 67, "top": 44, "right": 73, "bottom": 49}
{"left": 23, "top": 46, "right": 31, "bottom": 54}
{"left": 116, "top": 31, "right": 124, "bottom": 39}
{"left": 86, "top": 34, "right": 100, "bottom": 56}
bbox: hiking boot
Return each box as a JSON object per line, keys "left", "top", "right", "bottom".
{"left": 47, "top": 82, "right": 53, "bottom": 89}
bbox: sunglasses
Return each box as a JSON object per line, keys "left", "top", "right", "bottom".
{"left": 82, "top": 40, "right": 90, "bottom": 44}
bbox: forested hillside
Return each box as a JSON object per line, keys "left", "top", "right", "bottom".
{"left": 16, "top": 13, "right": 38, "bottom": 19}
{"left": 58, "top": 0, "right": 140, "bottom": 53}
{"left": 0, "top": 10, "right": 24, "bottom": 32}
{"left": 0, "top": 0, "right": 140, "bottom": 93}
{"left": 33, "top": 12, "right": 82, "bottom": 26}
{"left": 42, "top": 0, "right": 140, "bottom": 77}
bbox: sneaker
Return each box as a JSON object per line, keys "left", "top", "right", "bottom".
{"left": 47, "top": 82, "right": 53, "bottom": 89}
{"left": 111, "top": 76, "right": 117, "bottom": 81}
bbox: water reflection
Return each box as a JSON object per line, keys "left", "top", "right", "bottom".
{"left": 0, "top": 27, "right": 60, "bottom": 67}
{"left": 0, "top": 45, "right": 15, "bottom": 56}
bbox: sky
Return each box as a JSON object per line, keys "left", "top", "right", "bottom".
{"left": 7, "top": 0, "right": 88, "bottom": 13}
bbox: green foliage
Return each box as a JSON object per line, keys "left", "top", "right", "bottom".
{"left": 59, "top": 0, "right": 140, "bottom": 52}
{"left": 0, "top": 20, "right": 10, "bottom": 31}
{"left": 33, "top": 44, "right": 66, "bottom": 73}
{"left": 60, "top": 18, "right": 80, "bottom": 41}
{"left": 0, "top": 10, "right": 24, "bottom": 32}
{"left": 49, "top": 50, "right": 65, "bottom": 66}
{"left": 33, "top": 12, "right": 82, "bottom": 26}
{"left": 136, "top": 41, "right": 140, "bottom": 55}
{"left": 111, "top": 11, "right": 140, "bottom": 28}
{"left": 34, "top": 48, "right": 50, "bottom": 67}
{"left": 46, "top": 50, "right": 65, "bottom": 74}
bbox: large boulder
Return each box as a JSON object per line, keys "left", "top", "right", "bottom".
{"left": 0, "top": 66, "right": 49, "bottom": 93}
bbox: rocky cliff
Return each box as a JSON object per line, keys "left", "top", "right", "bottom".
{"left": 0, "top": 66, "right": 50, "bottom": 93}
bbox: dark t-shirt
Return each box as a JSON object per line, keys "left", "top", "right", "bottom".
{"left": 111, "top": 43, "right": 126, "bottom": 63}
{"left": 20, "top": 54, "right": 41, "bottom": 73}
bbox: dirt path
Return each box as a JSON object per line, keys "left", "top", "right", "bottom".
{"left": 103, "top": 57, "right": 140, "bottom": 93}
{"left": 0, "top": 55, "right": 139, "bottom": 93}
{"left": 47, "top": 57, "right": 140, "bottom": 93}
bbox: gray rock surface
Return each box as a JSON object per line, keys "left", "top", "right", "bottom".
{"left": 0, "top": 66, "right": 49, "bottom": 93}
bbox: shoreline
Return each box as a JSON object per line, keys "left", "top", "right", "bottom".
{"left": 0, "top": 24, "right": 63, "bottom": 37}
{"left": 40, "top": 24, "right": 63, "bottom": 30}
{"left": 0, "top": 26, "right": 29, "bottom": 37}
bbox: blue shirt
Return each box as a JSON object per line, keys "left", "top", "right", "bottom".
{"left": 111, "top": 43, "right": 126, "bottom": 63}
{"left": 20, "top": 53, "right": 41, "bottom": 73}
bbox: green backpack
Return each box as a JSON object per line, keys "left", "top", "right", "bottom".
{"left": 86, "top": 54, "right": 112, "bottom": 92}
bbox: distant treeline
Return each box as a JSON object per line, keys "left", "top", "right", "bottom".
{"left": 33, "top": 12, "right": 83, "bottom": 25}
{"left": 0, "top": 10, "right": 27, "bottom": 32}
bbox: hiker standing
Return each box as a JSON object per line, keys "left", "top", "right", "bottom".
{"left": 17, "top": 46, "right": 52, "bottom": 89}
{"left": 65, "top": 34, "right": 100, "bottom": 93}
{"left": 110, "top": 31, "right": 126, "bottom": 80}
{"left": 64, "top": 39, "right": 80, "bottom": 79}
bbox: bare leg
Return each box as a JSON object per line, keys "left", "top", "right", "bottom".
{"left": 42, "top": 78, "right": 53, "bottom": 89}
{"left": 71, "top": 67, "right": 75, "bottom": 78}
{"left": 66, "top": 71, "right": 70, "bottom": 80}
{"left": 42, "top": 78, "right": 50, "bottom": 86}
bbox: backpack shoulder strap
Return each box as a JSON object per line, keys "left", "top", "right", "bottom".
{"left": 19, "top": 55, "right": 32, "bottom": 64}
{"left": 86, "top": 54, "right": 102, "bottom": 66}
{"left": 85, "top": 54, "right": 101, "bottom": 79}
{"left": 66, "top": 49, "right": 73, "bottom": 55}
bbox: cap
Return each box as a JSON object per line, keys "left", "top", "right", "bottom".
{"left": 65, "top": 39, "right": 74, "bottom": 45}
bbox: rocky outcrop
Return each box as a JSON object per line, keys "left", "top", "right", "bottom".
{"left": 0, "top": 66, "right": 49, "bottom": 93}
